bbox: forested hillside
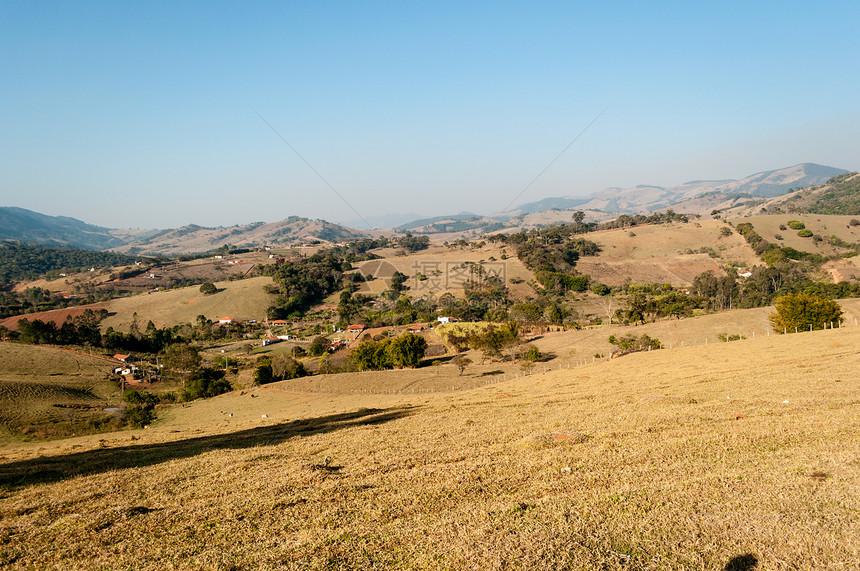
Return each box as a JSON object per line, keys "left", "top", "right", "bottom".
{"left": 0, "top": 242, "right": 142, "bottom": 284}
{"left": 806, "top": 172, "right": 860, "bottom": 215}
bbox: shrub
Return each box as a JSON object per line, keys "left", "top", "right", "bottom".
{"left": 608, "top": 334, "right": 663, "bottom": 356}
{"left": 308, "top": 336, "right": 329, "bottom": 356}
{"left": 452, "top": 355, "right": 472, "bottom": 376}
{"left": 850, "top": 219, "right": 860, "bottom": 227}
{"left": 590, "top": 283, "right": 611, "bottom": 296}
{"left": 787, "top": 220, "right": 805, "bottom": 230}
{"left": 199, "top": 282, "right": 218, "bottom": 295}
{"left": 779, "top": 224, "right": 787, "bottom": 231}
{"left": 770, "top": 293, "right": 843, "bottom": 332}
{"left": 797, "top": 229, "right": 813, "bottom": 237}
{"left": 125, "top": 406, "right": 156, "bottom": 428}
{"left": 520, "top": 345, "right": 542, "bottom": 362}
{"left": 719, "top": 227, "right": 732, "bottom": 237}
{"left": 123, "top": 390, "right": 159, "bottom": 406}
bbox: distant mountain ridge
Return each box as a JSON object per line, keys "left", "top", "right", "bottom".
{"left": 2, "top": 163, "right": 851, "bottom": 252}
{"left": 0, "top": 207, "right": 128, "bottom": 250}
{"left": 0, "top": 208, "right": 370, "bottom": 255}
{"left": 507, "top": 163, "right": 847, "bottom": 216}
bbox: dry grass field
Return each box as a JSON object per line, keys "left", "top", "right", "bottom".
{"left": 1, "top": 309, "right": 858, "bottom": 568}
{"left": 0, "top": 344, "right": 120, "bottom": 441}
{"left": 576, "top": 220, "right": 757, "bottom": 287}
{"left": 99, "top": 276, "right": 276, "bottom": 332}
{"left": 354, "top": 243, "right": 535, "bottom": 299}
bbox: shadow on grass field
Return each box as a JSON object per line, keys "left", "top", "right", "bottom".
{"left": 0, "top": 407, "right": 414, "bottom": 489}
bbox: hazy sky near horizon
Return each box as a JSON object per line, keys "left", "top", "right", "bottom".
{"left": 2, "top": 1, "right": 859, "bottom": 229}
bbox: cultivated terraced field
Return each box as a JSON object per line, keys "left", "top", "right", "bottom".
{"left": 1, "top": 311, "right": 858, "bottom": 569}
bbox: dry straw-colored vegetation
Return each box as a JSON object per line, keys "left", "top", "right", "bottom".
{"left": 0, "top": 344, "right": 119, "bottom": 440}
{"left": 99, "top": 276, "right": 276, "bottom": 332}
{"left": 1, "top": 321, "right": 859, "bottom": 569}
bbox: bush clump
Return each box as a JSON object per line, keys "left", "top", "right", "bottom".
{"left": 608, "top": 333, "right": 663, "bottom": 356}
{"left": 770, "top": 293, "right": 843, "bottom": 332}
{"left": 787, "top": 220, "right": 805, "bottom": 230}
{"left": 183, "top": 368, "right": 232, "bottom": 400}
{"left": 797, "top": 229, "right": 813, "bottom": 237}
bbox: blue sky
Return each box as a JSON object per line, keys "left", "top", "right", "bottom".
{"left": 2, "top": 1, "right": 859, "bottom": 229}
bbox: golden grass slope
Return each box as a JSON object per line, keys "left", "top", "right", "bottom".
{"left": 354, "top": 243, "right": 535, "bottom": 299}
{"left": 1, "top": 320, "right": 858, "bottom": 568}
{"left": 576, "top": 220, "right": 757, "bottom": 286}
{"left": 99, "top": 276, "right": 276, "bottom": 331}
{"left": 0, "top": 344, "right": 119, "bottom": 440}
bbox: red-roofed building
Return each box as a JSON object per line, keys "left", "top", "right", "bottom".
{"left": 347, "top": 324, "right": 365, "bottom": 341}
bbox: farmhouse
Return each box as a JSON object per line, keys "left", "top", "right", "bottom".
{"left": 113, "top": 354, "right": 134, "bottom": 363}
{"left": 347, "top": 324, "right": 365, "bottom": 340}
{"left": 114, "top": 365, "right": 138, "bottom": 375}
{"left": 409, "top": 324, "right": 425, "bottom": 332}
{"left": 218, "top": 317, "right": 234, "bottom": 325}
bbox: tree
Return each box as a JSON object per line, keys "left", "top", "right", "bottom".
{"left": 452, "top": 355, "right": 472, "bottom": 376}
{"left": 199, "top": 282, "right": 218, "bottom": 295}
{"left": 161, "top": 344, "right": 202, "bottom": 381}
{"left": 351, "top": 337, "right": 392, "bottom": 371}
{"left": 183, "top": 368, "right": 231, "bottom": 400}
{"left": 386, "top": 334, "right": 428, "bottom": 368}
{"left": 390, "top": 271, "right": 407, "bottom": 293}
{"left": 308, "top": 335, "right": 329, "bottom": 356}
{"left": 351, "top": 333, "right": 427, "bottom": 370}
{"left": 252, "top": 360, "right": 275, "bottom": 385}
{"left": 770, "top": 293, "right": 842, "bottom": 332}
{"left": 272, "top": 355, "right": 308, "bottom": 380}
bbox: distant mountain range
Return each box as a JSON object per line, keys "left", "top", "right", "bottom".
{"left": 0, "top": 207, "right": 129, "bottom": 250}
{"left": 393, "top": 163, "right": 850, "bottom": 234}
{"left": 1, "top": 163, "right": 852, "bottom": 253}
{"left": 504, "top": 163, "right": 847, "bottom": 217}
{"left": 0, "top": 209, "right": 370, "bottom": 255}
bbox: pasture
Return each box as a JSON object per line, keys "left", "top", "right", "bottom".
{"left": 98, "top": 276, "right": 276, "bottom": 332}
{"left": 0, "top": 344, "right": 120, "bottom": 441}
{"left": 1, "top": 313, "right": 857, "bottom": 568}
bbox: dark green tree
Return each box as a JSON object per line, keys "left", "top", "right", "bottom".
{"left": 770, "top": 293, "right": 842, "bottom": 332}
{"left": 385, "top": 334, "right": 428, "bottom": 368}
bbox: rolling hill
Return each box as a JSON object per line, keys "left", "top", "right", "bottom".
{"left": 1, "top": 311, "right": 858, "bottom": 568}
{"left": 0, "top": 207, "right": 134, "bottom": 250}
{"left": 392, "top": 163, "right": 850, "bottom": 239}
{"left": 506, "top": 163, "right": 847, "bottom": 217}
{"left": 0, "top": 208, "right": 371, "bottom": 256}
{"left": 111, "top": 217, "right": 372, "bottom": 256}
{"left": 0, "top": 343, "right": 121, "bottom": 440}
